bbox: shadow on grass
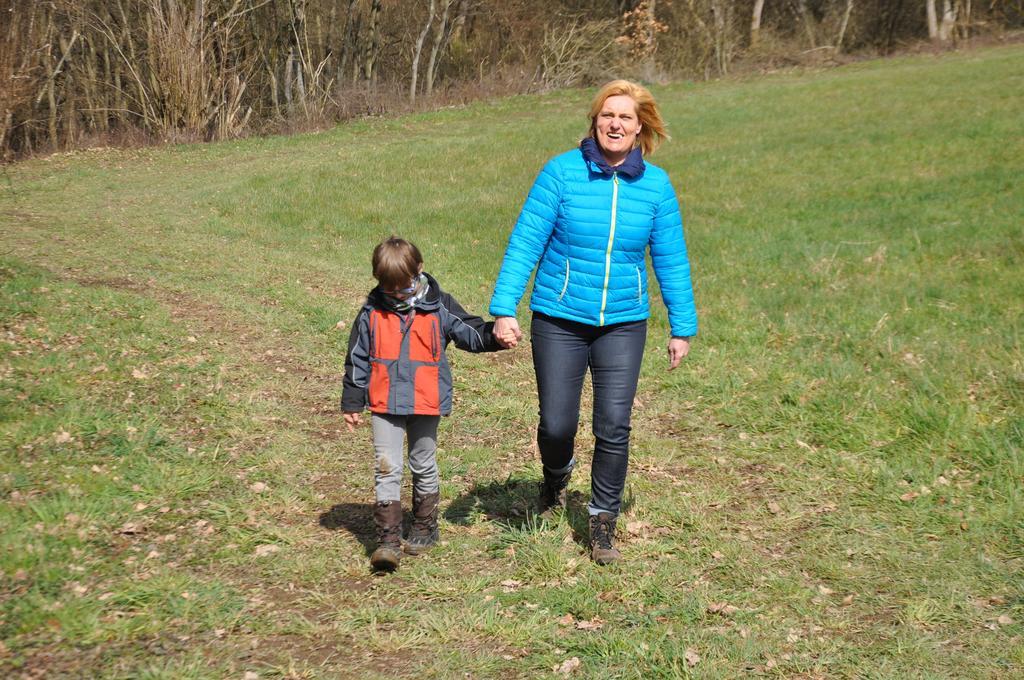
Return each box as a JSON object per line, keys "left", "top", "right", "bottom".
{"left": 444, "top": 476, "right": 537, "bottom": 530}
{"left": 318, "top": 503, "right": 376, "bottom": 556}
{"left": 444, "top": 475, "right": 606, "bottom": 549}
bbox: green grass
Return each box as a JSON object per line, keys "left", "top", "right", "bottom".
{"left": 2, "top": 45, "right": 1022, "bottom": 677}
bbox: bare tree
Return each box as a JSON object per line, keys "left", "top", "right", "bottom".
{"left": 751, "top": 0, "right": 766, "bottom": 46}
{"left": 835, "top": 0, "right": 855, "bottom": 53}
{"left": 410, "top": 0, "right": 436, "bottom": 102}
{"left": 927, "top": 0, "right": 940, "bottom": 39}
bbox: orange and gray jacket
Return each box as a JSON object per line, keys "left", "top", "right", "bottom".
{"left": 341, "top": 273, "right": 503, "bottom": 416}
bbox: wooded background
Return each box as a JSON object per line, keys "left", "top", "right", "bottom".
{"left": 2, "top": 0, "right": 1021, "bottom": 159}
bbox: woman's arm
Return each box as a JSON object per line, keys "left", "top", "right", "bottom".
{"left": 488, "top": 159, "right": 562, "bottom": 319}
{"left": 649, "top": 177, "right": 698, "bottom": 339}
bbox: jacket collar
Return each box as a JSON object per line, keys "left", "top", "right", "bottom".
{"left": 580, "top": 137, "right": 645, "bottom": 178}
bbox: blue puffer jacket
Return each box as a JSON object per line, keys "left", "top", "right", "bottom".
{"left": 489, "top": 139, "right": 698, "bottom": 337}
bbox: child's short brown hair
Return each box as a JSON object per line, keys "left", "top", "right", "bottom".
{"left": 372, "top": 237, "right": 423, "bottom": 290}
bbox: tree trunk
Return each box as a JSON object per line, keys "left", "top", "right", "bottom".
{"left": 362, "top": 0, "right": 381, "bottom": 85}
{"left": 926, "top": 0, "right": 939, "bottom": 40}
{"left": 938, "top": 0, "right": 956, "bottom": 41}
{"left": 410, "top": 0, "right": 435, "bottom": 102}
{"left": 425, "top": 0, "right": 452, "bottom": 97}
{"left": 796, "top": 0, "right": 816, "bottom": 48}
{"left": 835, "top": 0, "right": 854, "bottom": 54}
{"left": 750, "top": 0, "right": 765, "bottom": 47}
{"left": 340, "top": 0, "right": 359, "bottom": 85}
{"left": 958, "top": 0, "right": 971, "bottom": 40}
{"left": 711, "top": 0, "right": 728, "bottom": 75}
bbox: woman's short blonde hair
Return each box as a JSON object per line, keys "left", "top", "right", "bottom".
{"left": 586, "top": 79, "right": 669, "bottom": 156}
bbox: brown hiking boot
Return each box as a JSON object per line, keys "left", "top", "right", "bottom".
{"left": 370, "top": 500, "right": 403, "bottom": 572}
{"left": 404, "top": 490, "right": 440, "bottom": 555}
{"left": 589, "top": 512, "right": 621, "bottom": 565}
{"left": 537, "top": 470, "right": 571, "bottom": 520}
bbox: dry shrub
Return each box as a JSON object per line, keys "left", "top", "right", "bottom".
{"left": 539, "top": 16, "right": 622, "bottom": 90}
{"left": 135, "top": 0, "right": 253, "bottom": 141}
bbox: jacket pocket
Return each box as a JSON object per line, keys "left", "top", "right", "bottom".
{"left": 557, "top": 260, "right": 570, "bottom": 302}
{"left": 636, "top": 265, "right": 643, "bottom": 303}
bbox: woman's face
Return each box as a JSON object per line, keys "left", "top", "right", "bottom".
{"left": 594, "top": 94, "right": 641, "bottom": 162}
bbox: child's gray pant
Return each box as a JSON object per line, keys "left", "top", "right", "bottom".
{"left": 371, "top": 413, "right": 440, "bottom": 502}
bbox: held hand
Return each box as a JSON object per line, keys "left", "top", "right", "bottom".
{"left": 494, "top": 316, "right": 523, "bottom": 349}
{"left": 343, "top": 412, "right": 364, "bottom": 433}
{"left": 667, "top": 337, "right": 690, "bottom": 371}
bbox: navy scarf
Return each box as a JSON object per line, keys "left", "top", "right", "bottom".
{"left": 580, "top": 137, "right": 645, "bottom": 178}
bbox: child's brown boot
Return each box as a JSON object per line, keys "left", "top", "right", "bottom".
{"left": 404, "top": 491, "right": 440, "bottom": 555}
{"left": 370, "top": 500, "right": 403, "bottom": 571}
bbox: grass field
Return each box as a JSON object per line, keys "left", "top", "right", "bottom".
{"left": 1, "top": 44, "right": 1022, "bottom": 678}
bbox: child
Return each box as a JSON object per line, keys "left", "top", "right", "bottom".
{"left": 342, "top": 237, "right": 505, "bottom": 572}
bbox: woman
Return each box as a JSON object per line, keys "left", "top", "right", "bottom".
{"left": 489, "top": 80, "right": 698, "bottom": 565}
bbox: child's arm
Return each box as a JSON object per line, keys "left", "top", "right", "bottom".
{"left": 437, "top": 290, "right": 504, "bottom": 353}
{"left": 341, "top": 307, "right": 371, "bottom": 429}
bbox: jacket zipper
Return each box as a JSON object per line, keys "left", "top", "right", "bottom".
{"left": 636, "top": 265, "right": 642, "bottom": 303}
{"left": 599, "top": 172, "right": 619, "bottom": 325}
{"left": 557, "top": 260, "right": 570, "bottom": 302}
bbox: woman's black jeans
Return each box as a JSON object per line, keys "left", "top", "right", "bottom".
{"left": 530, "top": 312, "right": 646, "bottom": 516}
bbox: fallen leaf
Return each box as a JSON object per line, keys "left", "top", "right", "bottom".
{"left": 119, "top": 521, "right": 143, "bottom": 534}
{"left": 900, "top": 491, "right": 919, "bottom": 502}
{"left": 707, "top": 602, "right": 739, "bottom": 616}
{"left": 248, "top": 482, "right": 267, "bottom": 493}
{"left": 555, "top": 657, "right": 581, "bottom": 674}
{"left": 997, "top": 614, "right": 1014, "bottom": 626}
{"left": 54, "top": 430, "right": 73, "bottom": 444}
{"left": 842, "top": 594, "right": 855, "bottom": 606}
{"left": 710, "top": 551, "right": 724, "bottom": 560}
{"left": 557, "top": 613, "right": 576, "bottom": 626}
{"left": 766, "top": 501, "right": 781, "bottom": 514}
{"left": 625, "top": 521, "right": 650, "bottom": 536}
{"left": 817, "top": 585, "right": 834, "bottom": 596}
{"left": 575, "top": 617, "right": 604, "bottom": 631}
{"left": 254, "top": 544, "right": 280, "bottom": 557}
{"left": 685, "top": 648, "right": 700, "bottom": 666}
{"left": 243, "top": 672, "right": 259, "bottom": 680}
{"left": 131, "top": 368, "right": 149, "bottom": 380}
